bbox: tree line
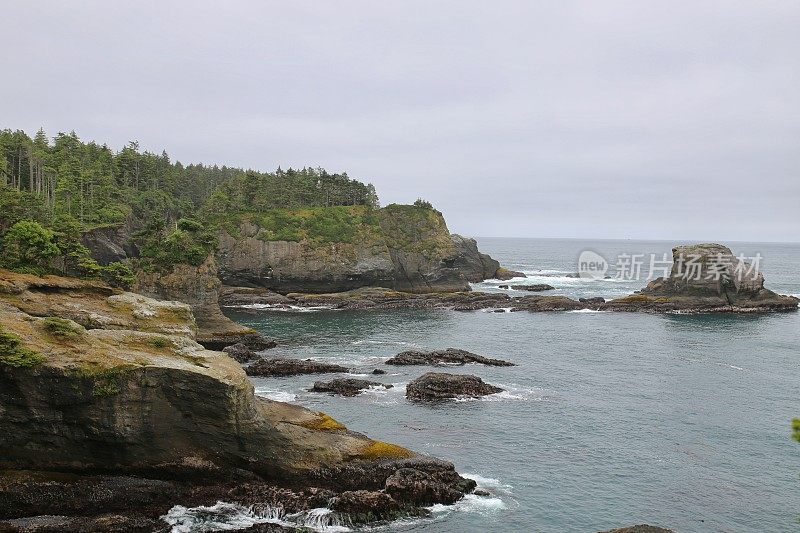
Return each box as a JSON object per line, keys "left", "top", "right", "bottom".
{"left": 0, "top": 127, "right": 380, "bottom": 278}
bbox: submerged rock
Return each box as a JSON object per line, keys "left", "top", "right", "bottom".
{"left": 514, "top": 283, "right": 555, "bottom": 292}
{"left": 406, "top": 372, "right": 503, "bottom": 401}
{"left": 386, "top": 348, "right": 514, "bottom": 367}
{"left": 372, "top": 368, "right": 387, "bottom": 375}
{"left": 311, "top": 378, "right": 392, "bottom": 397}
{"left": 245, "top": 357, "right": 349, "bottom": 377}
{"left": 598, "top": 525, "right": 676, "bottom": 533}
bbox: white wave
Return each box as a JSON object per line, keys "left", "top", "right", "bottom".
{"left": 568, "top": 309, "right": 606, "bottom": 313}
{"left": 351, "top": 339, "right": 419, "bottom": 347}
{"left": 255, "top": 389, "right": 297, "bottom": 402}
{"left": 162, "top": 501, "right": 350, "bottom": 533}
{"left": 481, "top": 307, "right": 512, "bottom": 313}
{"left": 462, "top": 473, "right": 513, "bottom": 492}
{"left": 729, "top": 365, "right": 744, "bottom": 371}
{"left": 428, "top": 493, "right": 506, "bottom": 515}
{"left": 226, "top": 303, "right": 335, "bottom": 313}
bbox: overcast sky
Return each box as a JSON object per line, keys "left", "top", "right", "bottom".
{"left": 2, "top": 1, "right": 798, "bottom": 241}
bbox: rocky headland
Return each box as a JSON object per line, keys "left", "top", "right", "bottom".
{"left": 0, "top": 269, "right": 477, "bottom": 531}
{"left": 213, "top": 205, "right": 515, "bottom": 293}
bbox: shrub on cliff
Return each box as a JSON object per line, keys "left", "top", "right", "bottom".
{"left": 0, "top": 326, "right": 45, "bottom": 367}
{"left": 101, "top": 262, "right": 135, "bottom": 289}
{"left": 0, "top": 220, "right": 60, "bottom": 275}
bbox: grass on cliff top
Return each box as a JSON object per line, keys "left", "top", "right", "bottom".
{"left": 219, "top": 203, "right": 454, "bottom": 258}
{"left": 0, "top": 326, "right": 46, "bottom": 367}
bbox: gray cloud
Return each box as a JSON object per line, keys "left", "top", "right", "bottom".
{"left": 2, "top": 0, "right": 798, "bottom": 241}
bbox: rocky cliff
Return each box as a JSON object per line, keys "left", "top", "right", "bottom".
{"left": 132, "top": 254, "right": 263, "bottom": 350}
{"left": 0, "top": 269, "right": 476, "bottom": 530}
{"left": 216, "top": 205, "right": 511, "bottom": 293}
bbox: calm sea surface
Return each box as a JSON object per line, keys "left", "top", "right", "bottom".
{"left": 221, "top": 238, "right": 800, "bottom": 533}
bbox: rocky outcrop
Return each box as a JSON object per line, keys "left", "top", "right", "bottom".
{"left": 81, "top": 218, "right": 140, "bottom": 265}
{"left": 494, "top": 267, "right": 526, "bottom": 280}
{"left": 0, "top": 270, "right": 476, "bottom": 530}
{"left": 311, "top": 378, "right": 392, "bottom": 397}
{"left": 215, "top": 205, "right": 512, "bottom": 294}
{"left": 604, "top": 243, "right": 798, "bottom": 313}
{"left": 514, "top": 283, "right": 555, "bottom": 292}
{"left": 406, "top": 372, "right": 503, "bottom": 401}
{"left": 132, "top": 254, "right": 266, "bottom": 349}
{"left": 386, "top": 348, "right": 515, "bottom": 367}
{"left": 245, "top": 357, "right": 349, "bottom": 377}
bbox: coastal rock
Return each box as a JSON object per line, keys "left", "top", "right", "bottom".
{"left": 372, "top": 368, "right": 386, "bottom": 375}
{"left": 406, "top": 372, "right": 503, "bottom": 401}
{"left": 493, "top": 267, "right": 526, "bottom": 280}
{"left": 222, "top": 343, "right": 258, "bottom": 363}
{"left": 0, "top": 269, "right": 476, "bottom": 529}
{"left": 513, "top": 295, "right": 587, "bottom": 311}
{"left": 132, "top": 253, "right": 264, "bottom": 349}
{"left": 215, "top": 206, "right": 515, "bottom": 294}
{"left": 579, "top": 297, "right": 606, "bottom": 304}
{"left": 604, "top": 243, "right": 798, "bottom": 313}
{"left": 385, "top": 467, "right": 477, "bottom": 506}
{"left": 514, "top": 284, "right": 555, "bottom": 292}
{"left": 386, "top": 348, "right": 514, "bottom": 367}
{"left": 311, "top": 378, "right": 392, "bottom": 397}
{"left": 328, "top": 490, "right": 401, "bottom": 521}
{"left": 81, "top": 218, "right": 140, "bottom": 265}
{"left": 246, "top": 357, "right": 349, "bottom": 377}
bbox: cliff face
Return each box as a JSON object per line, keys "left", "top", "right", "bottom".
{"left": 216, "top": 205, "right": 504, "bottom": 293}
{"left": 0, "top": 269, "right": 475, "bottom": 527}
{"left": 132, "top": 254, "right": 261, "bottom": 349}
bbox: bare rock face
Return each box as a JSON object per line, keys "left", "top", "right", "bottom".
{"left": 132, "top": 254, "right": 266, "bottom": 349}
{"left": 311, "top": 378, "right": 392, "bottom": 397}
{"left": 406, "top": 372, "right": 504, "bottom": 401}
{"left": 385, "top": 466, "right": 477, "bottom": 506}
{"left": 386, "top": 348, "right": 515, "bottom": 367}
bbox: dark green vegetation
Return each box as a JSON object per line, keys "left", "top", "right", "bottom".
{"left": 0, "top": 127, "right": 389, "bottom": 274}
{"left": 0, "top": 325, "right": 45, "bottom": 368}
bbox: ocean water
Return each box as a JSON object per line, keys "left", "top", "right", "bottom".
{"left": 218, "top": 238, "right": 800, "bottom": 533}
